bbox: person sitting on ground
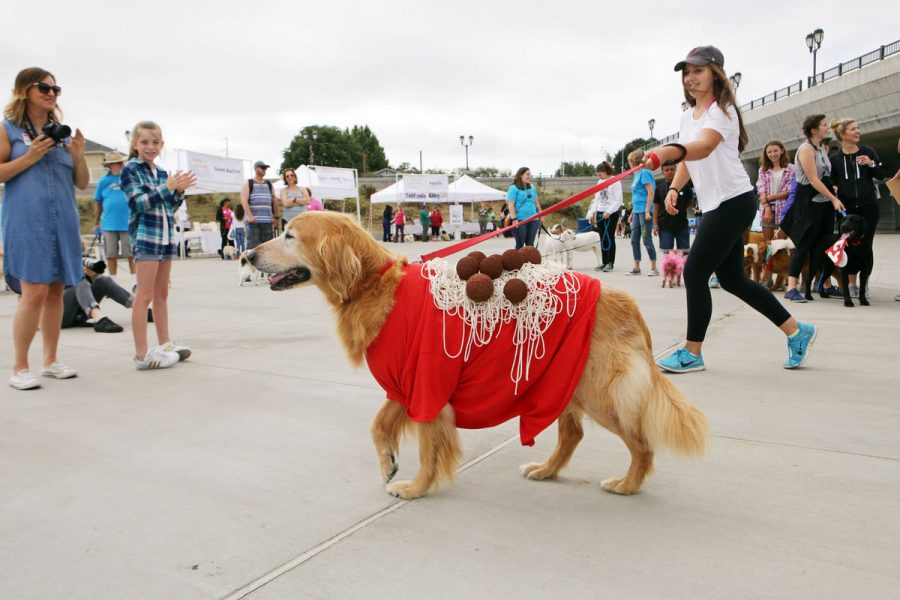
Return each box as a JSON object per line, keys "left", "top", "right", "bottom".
{"left": 61, "top": 257, "right": 142, "bottom": 333}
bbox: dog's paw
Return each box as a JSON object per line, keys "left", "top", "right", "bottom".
{"left": 385, "top": 480, "right": 427, "bottom": 500}
{"left": 860, "top": 298, "right": 870, "bottom": 306}
{"left": 844, "top": 300, "right": 855, "bottom": 308}
{"left": 600, "top": 477, "right": 640, "bottom": 495}
{"left": 520, "top": 462, "right": 557, "bottom": 481}
{"left": 379, "top": 453, "right": 399, "bottom": 483}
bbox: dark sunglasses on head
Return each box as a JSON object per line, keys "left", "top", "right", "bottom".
{"left": 32, "top": 82, "right": 62, "bottom": 96}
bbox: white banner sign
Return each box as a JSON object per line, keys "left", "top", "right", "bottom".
{"left": 449, "top": 204, "right": 464, "bottom": 226}
{"left": 178, "top": 149, "right": 245, "bottom": 192}
{"left": 313, "top": 166, "right": 357, "bottom": 192}
{"left": 403, "top": 174, "right": 449, "bottom": 203}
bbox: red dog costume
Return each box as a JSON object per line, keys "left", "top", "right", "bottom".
{"left": 365, "top": 263, "right": 601, "bottom": 446}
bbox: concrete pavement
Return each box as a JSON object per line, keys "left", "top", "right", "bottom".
{"left": 1, "top": 233, "right": 899, "bottom": 599}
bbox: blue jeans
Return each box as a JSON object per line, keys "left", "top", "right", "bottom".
{"left": 630, "top": 212, "right": 657, "bottom": 261}
{"left": 233, "top": 229, "right": 246, "bottom": 254}
{"left": 513, "top": 219, "right": 541, "bottom": 249}
{"left": 658, "top": 226, "right": 691, "bottom": 251}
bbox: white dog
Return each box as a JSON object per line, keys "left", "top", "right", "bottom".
{"left": 239, "top": 251, "right": 264, "bottom": 286}
{"left": 549, "top": 225, "right": 602, "bottom": 269}
{"left": 536, "top": 229, "right": 569, "bottom": 266}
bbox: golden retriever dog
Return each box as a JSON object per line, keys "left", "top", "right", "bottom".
{"left": 249, "top": 212, "right": 708, "bottom": 499}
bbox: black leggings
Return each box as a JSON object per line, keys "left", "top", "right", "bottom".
{"left": 594, "top": 212, "right": 619, "bottom": 266}
{"left": 789, "top": 201, "right": 835, "bottom": 290}
{"left": 684, "top": 191, "right": 791, "bottom": 342}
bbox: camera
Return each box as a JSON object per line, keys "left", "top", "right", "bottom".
{"left": 42, "top": 122, "right": 72, "bottom": 144}
{"left": 82, "top": 257, "right": 106, "bottom": 275}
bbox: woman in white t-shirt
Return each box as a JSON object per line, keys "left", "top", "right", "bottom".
{"left": 586, "top": 161, "right": 623, "bottom": 272}
{"left": 646, "top": 46, "right": 815, "bottom": 373}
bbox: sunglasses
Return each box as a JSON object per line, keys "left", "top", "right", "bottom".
{"left": 32, "top": 82, "right": 62, "bottom": 96}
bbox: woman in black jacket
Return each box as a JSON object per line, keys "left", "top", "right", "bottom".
{"left": 829, "top": 118, "right": 884, "bottom": 299}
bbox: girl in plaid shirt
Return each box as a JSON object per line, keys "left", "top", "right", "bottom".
{"left": 120, "top": 121, "right": 197, "bottom": 370}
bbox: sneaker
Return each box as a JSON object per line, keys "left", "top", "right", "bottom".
{"left": 648, "top": 269, "right": 660, "bottom": 277}
{"left": 783, "top": 289, "right": 807, "bottom": 303}
{"left": 602, "top": 263, "right": 614, "bottom": 272}
{"left": 784, "top": 322, "right": 817, "bottom": 369}
{"left": 848, "top": 284, "right": 859, "bottom": 299}
{"left": 41, "top": 362, "right": 78, "bottom": 379}
{"left": 819, "top": 286, "right": 843, "bottom": 299}
{"left": 657, "top": 348, "right": 706, "bottom": 373}
{"left": 709, "top": 275, "right": 720, "bottom": 288}
{"left": 9, "top": 369, "right": 41, "bottom": 390}
{"left": 624, "top": 269, "right": 642, "bottom": 276}
{"left": 93, "top": 316, "right": 123, "bottom": 333}
{"left": 594, "top": 264, "right": 604, "bottom": 271}
{"left": 134, "top": 349, "right": 180, "bottom": 370}
{"left": 158, "top": 340, "right": 191, "bottom": 361}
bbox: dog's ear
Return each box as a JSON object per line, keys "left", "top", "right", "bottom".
{"left": 315, "top": 231, "right": 363, "bottom": 302}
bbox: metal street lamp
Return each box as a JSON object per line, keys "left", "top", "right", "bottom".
{"left": 648, "top": 118, "right": 655, "bottom": 140}
{"left": 459, "top": 135, "right": 474, "bottom": 171}
{"left": 729, "top": 71, "right": 742, "bottom": 90}
{"left": 305, "top": 131, "right": 318, "bottom": 164}
{"left": 805, "top": 28, "right": 824, "bottom": 86}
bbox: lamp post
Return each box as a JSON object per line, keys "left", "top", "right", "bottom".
{"left": 305, "top": 131, "right": 318, "bottom": 164}
{"left": 648, "top": 118, "right": 656, "bottom": 141}
{"left": 805, "top": 28, "right": 824, "bottom": 86}
{"left": 729, "top": 71, "right": 742, "bottom": 90}
{"left": 459, "top": 135, "right": 473, "bottom": 171}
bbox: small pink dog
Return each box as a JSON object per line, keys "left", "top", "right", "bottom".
{"left": 660, "top": 251, "right": 686, "bottom": 288}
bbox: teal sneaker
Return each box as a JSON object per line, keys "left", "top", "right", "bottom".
{"left": 709, "top": 275, "right": 720, "bottom": 289}
{"left": 657, "top": 348, "right": 706, "bottom": 373}
{"left": 784, "top": 322, "right": 817, "bottom": 369}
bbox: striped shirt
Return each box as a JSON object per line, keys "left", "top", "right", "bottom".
{"left": 248, "top": 180, "right": 274, "bottom": 223}
{"left": 120, "top": 159, "right": 184, "bottom": 258}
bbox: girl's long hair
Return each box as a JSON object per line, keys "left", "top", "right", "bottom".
{"left": 3, "top": 67, "right": 63, "bottom": 127}
{"left": 513, "top": 167, "right": 531, "bottom": 189}
{"left": 759, "top": 140, "right": 790, "bottom": 171}
{"left": 830, "top": 118, "right": 857, "bottom": 142}
{"left": 682, "top": 64, "right": 748, "bottom": 152}
{"left": 128, "top": 120, "right": 163, "bottom": 159}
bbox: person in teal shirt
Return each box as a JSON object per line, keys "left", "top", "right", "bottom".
{"left": 506, "top": 167, "right": 542, "bottom": 248}
{"left": 626, "top": 149, "right": 658, "bottom": 276}
{"left": 93, "top": 151, "right": 134, "bottom": 276}
{"left": 419, "top": 204, "right": 430, "bottom": 241}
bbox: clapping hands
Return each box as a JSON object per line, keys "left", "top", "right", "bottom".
{"left": 166, "top": 170, "right": 198, "bottom": 193}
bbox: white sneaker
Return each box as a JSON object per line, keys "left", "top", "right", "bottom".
{"left": 10, "top": 369, "right": 41, "bottom": 390}
{"left": 157, "top": 340, "right": 191, "bottom": 361}
{"left": 134, "top": 349, "right": 180, "bottom": 370}
{"left": 41, "top": 362, "right": 78, "bottom": 379}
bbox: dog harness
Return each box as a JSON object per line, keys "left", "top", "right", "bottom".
{"left": 365, "top": 263, "right": 600, "bottom": 446}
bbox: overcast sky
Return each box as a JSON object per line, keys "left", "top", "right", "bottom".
{"left": 4, "top": 0, "right": 898, "bottom": 176}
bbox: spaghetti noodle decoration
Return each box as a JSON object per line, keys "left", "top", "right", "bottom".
{"left": 421, "top": 257, "right": 581, "bottom": 393}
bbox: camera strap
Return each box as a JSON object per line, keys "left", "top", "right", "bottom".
{"left": 22, "top": 116, "right": 39, "bottom": 141}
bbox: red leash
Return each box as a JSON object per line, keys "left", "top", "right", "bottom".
{"left": 420, "top": 165, "right": 643, "bottom": 262}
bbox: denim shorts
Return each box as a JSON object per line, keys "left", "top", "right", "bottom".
{"left": 134, "top": 253, "right": 171, "bottom": 262}
{"left": 658, "top": 227, "right": 691, "bottom": 251}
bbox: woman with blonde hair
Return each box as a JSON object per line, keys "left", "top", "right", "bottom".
{"left": 756, "top": 140, "right": 794, "bottom": 242}
{"left": 647, "top": 46, "right": 815, "bottom": 373}
{"left": 626, "top": 149, "right": 658, "bottom": 276}
{"left": 1, "top": 67, "right": 89, "bottom": 390}
{"left": 829, "top": 118, "right": 884, "bottom": 299}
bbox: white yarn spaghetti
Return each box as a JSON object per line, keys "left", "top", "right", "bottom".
{"left": 421, "top": 259, "right": 581, "bottom": 393}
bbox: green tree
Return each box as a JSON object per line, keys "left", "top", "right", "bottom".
{"left": 348, "top": 125, "right": 388, "bottom": 174}
{"left": 611, "top": 137, "right": 656, "bottom": 173}
{"left": 280, "top": 124, "right": 390, "bottom": 174}
{"left": 472, "top": 166, "right": 500, "bottom": 177}
{"left": 394, "top": 162, "right": 420, "bottom": 174}
{"left": 554, "top": 161, "right": 597, "bottom": 177}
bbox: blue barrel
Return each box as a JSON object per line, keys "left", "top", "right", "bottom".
{"left": 577, "top": 217, "right": 592, "bottom": 233}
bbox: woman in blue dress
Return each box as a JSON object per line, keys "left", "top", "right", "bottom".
{"left": 1, "top": 67, "right": 89, "bottom": 390}
{"left": 506, "top": 167, "right": 542, "bottom": 248}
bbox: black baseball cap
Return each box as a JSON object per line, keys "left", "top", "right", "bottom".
{"left": 674, "top": 46, "right": 725, "bottom": 71}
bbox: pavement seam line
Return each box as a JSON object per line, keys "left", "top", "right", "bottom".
{"left": 654, "top": 304, "right": 748, "bottom": 359}
{"left": 713, "top": 434, "right": 899, "bottom": 461}
{"left": 221, "top": 434, "right": 520, "bottom": 600}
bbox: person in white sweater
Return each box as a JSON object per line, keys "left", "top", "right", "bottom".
{"left": 586, "top": 161, "right": 624, "bottom": 272}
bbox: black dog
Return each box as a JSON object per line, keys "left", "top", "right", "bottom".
{"left": 835, "top": 214, "right": 872, "bottom": 308}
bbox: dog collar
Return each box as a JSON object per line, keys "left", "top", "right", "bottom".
{"left": 343, "top": 259, "right": 402, "bottom": 304}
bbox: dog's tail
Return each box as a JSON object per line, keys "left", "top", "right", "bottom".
{"left": 642, "top": 372, "right": 708, "bottom": 456}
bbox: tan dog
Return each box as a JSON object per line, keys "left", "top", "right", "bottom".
{"left": 249, "top": 212, "right": 708, "bottom": 499}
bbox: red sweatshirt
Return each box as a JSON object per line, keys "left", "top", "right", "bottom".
{"left": 365, "top": 263, "right": 600, "bottom": 446}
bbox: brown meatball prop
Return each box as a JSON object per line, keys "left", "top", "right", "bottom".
{"left": 465, "top": 273, "right": 494, "bottom": 302}
{"left": 479, "top": 254, "right": 504, "bottom": 279}
{"left": 503, "top": 278, "right": 528, "bottom": 304}
{"left": 519, "top": 246, "right": 542, "bottom": 265}
{"left": 501, "top": 248, "right": 525, "bottom": 271}
{"left": 456, "top": 256, "right": 480, "bottom": 281}
{"left": 466, "top": 250, "right": 486, "bottom": 265}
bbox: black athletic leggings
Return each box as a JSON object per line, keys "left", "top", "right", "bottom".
{"left": 684, "top": 191, "right": 791, "bottom": 342}
{"left": 594, "top": 211, "right": 620, "bottom": 266}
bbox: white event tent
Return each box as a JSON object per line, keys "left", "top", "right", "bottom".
{"left": 370, "top": 175, "right": 505, "bottom": 204}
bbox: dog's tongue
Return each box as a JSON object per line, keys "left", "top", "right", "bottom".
{"left": 268, "top": 270, "right": 296, "bottom": 285}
